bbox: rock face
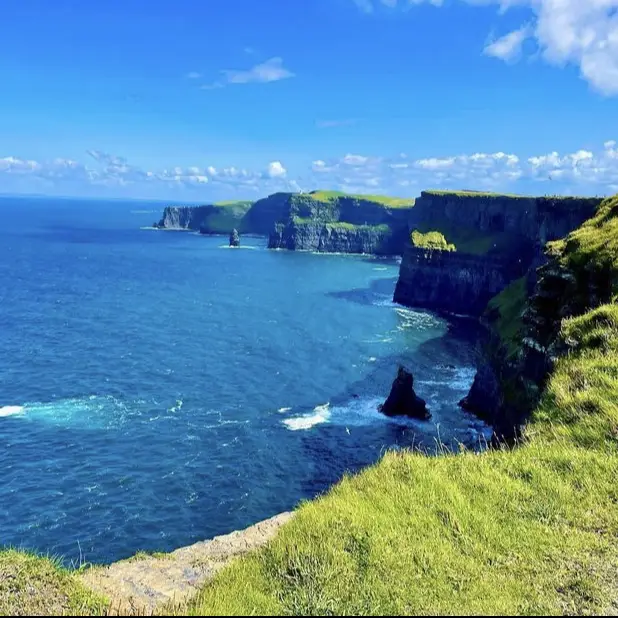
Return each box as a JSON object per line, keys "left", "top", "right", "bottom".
{"left": 394, "top": 248, "right": 515, "bottom": 316}
{"left": 156, "top": 206, "right": 210, "bottom": 230}
{"left": 229, "top": 229, "right": 240, "bottom": 247}
{"left": 156, "top": 202, "right": 253, "bottom": 235}
{"left": 379, "top": 366, "right": 430, "bottom": 420}
{"left": 267, "top": 193, "right": 414, "bottom": 256}
{"left": 155, "top": 191, "right": 414, "bottom": 255}
{"left": 459, "top": 198, "right": 615, "bottom": 441}
{"left": 269, "top": 221, "right": 403, "bottom": 255}
{"left": 458, "top": 360, "right": 502, "bottom": 426}
{"left": 393, "top": 191, "right": 602, "bottom": 317}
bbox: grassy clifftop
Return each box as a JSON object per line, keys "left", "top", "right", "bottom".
{"left": 307, "top": 190, "right": 415, "bottom": 208}
{"left": 201, "top": 201, "right": 254, "bottom": 234}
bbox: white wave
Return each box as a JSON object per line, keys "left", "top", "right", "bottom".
{"left": 283, "top": 403, "right": 330, "bottom": 431}
{"left": 169, "top": 399, "right": 184, "bottom": 413}
{"left": 139, "top": 226, "right": 160, "bottom": 230}
{"left": 282, "top": 397, "right": 429, "bottom": 432}
{"left": 332, "top": 397, "right": 413, "bottom": 428}
{"left": 368, "top": 357, "right": 377, "bottom": 362}
{"left": 278, "top": 407, "right": 292, "bottom": 413}
{"left": 7, "top": 395, "right": 131, "bottom": 429}
{"left": 218, "top": 245, "right": 259, "bottom": 250}
{"left": 373, "top": 267, "right": 388, "bottom": 271}
{"left": 0, "top": 405, "right": 24, "bottom": 417}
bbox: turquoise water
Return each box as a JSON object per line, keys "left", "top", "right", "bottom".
{"left": 0, "top": 196, "right": 487, "bottom": 564}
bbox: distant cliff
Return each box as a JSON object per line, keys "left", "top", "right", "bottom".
{"left": 155, "top": 191, "right": 415, "bottom": 255}
{"left": 156, "top": 201, "right": 253, "bottom": 234}
{"left": 269, "top": 220, "right": 400, "bottom": 255}
{"left": 267, "top": 191, "right": 414, "bottom": 255}
{"left": 394, "top": 191, "right": 602, "bottom": 317}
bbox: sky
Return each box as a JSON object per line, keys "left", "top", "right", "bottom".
{"left": 1, "top": 0, "right": 618, "bottom": 201}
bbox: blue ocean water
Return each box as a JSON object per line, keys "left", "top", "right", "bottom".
{"left": 0, "top": 196, "right": 487, "bottom": 564}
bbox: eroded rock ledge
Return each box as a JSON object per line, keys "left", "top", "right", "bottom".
{"left": 81, "top": 512, "right": 293, "bottom": 615}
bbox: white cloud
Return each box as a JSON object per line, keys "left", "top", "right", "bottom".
{"left": 484, "top": 25, "right": 531, "bottom": 62}
{"left": 416, "top": 157, "right": 457, "bottom": 170}
{"left": 266, "top": 161, "right": 287, "bottom": 178}
{"left": 3, "top": 141, "right": 618, "bottom": 199}
{"left": 186, "top": 72, "right": 202, "bottom": 79}
{"left": 352, "top": 0, "right": 618, "bottom": 96}
{"left": 223, "top": 57, "right": 294, "bottom": 85}
{"left": 342, "top": 154, "right": 371, "bottom": 166}
{"left": 200, "top": 57, "right": 295, "bottom": 90}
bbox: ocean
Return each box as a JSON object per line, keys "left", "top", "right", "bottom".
{"left": 0, "top": 196, "right": 488, "bottom": 564}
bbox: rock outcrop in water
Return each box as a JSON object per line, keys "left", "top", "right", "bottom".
{"left": 229, "top": 229, "right": 240, "bottom": 247}
{"left": 379, "top": 366, "right": 430, "bottom": 420}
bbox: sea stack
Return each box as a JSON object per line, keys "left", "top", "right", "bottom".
{"left": 229, "top": 229, "right": 240, "bottom": 247}
{"left": 379, "top": 366, "right": 430, "bottom": 420}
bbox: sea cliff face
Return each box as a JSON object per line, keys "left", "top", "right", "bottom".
{"left": 268, "top": 221, "right": 396, "bottom": 254}
{"left": 393, "top": 191, "right": 602, "bottom": 317}
{"left": 267, "top": 192, "right": 414, "bottom": 255}
{"left": 458, "top": 194, "right": 616, "bottom": 439}
{"left": 393, "top": 248, "right": 516, "bottom": 316}
{"left": 156, "top": 201, "right": 253, "bottom": 234}
{"left": 157, "top": 206, "right": 209, "bottom": 230}
{"left": 156, "top": 191, "right": 415, "bottom": 256}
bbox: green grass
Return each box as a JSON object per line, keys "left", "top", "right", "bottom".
{"left": 292, "top": 217, "right": 391, "bottom": 233}
{"left": 486, "top": 276, "right": 528, "bottom": 358}
{"left": 308, "top": 190, "right": 415, "bottom": 208}
{"left": 410, "top": 229, "right": 456, "bottom": 252}
{"left": 424, "top": 189, "right": 533, "bottom": 199}
{"left": 549, "top": 195, "right": 618, "bottom": 283}
{"left": 412, "top": 218, "right": 515, "bottom": 256}
{"left": 213, "top": 200, "right": 254, "bottom": 208}
{"left": 0, "top": 550, "right": 108, "bottom": 616}
{"left": 187, "top": 443, "right": 618, "bottom": 615}
{"left": 324, "top": 222, "right": 390, "bottom": 233}
{"left": 200, "top": 201, "right": 254, "bottom": 234}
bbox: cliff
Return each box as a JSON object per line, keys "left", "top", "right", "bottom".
{"left": 269, "top": 220, "right": 403, "bottom": 254}
{"left": 155, "top": 190, "right": 415, "bottom": 255}
{"left": 156, "top": 201, "right": 253, "bottom": 234}
{"left": 462, "top": 194, "right": 618, "bottom": 439}
{"left": 267, "top": 191, "right": 414, "bottom": 255}
{"left": 394, "top": 191, "right": 602, "bottom": 317}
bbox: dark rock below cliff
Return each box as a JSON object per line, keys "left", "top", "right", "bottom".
{"left": 229, "top": 229, "right": 240, "bottom": 247}
{"left": 379, "top": 366, "right": 430, "bottom": 420}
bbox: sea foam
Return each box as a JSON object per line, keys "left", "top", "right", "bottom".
{"left": 0, "top": 406, "right": 24, "bottom": 417}
{"left": 283, "top": 403, "right": 331, "bottom": 431}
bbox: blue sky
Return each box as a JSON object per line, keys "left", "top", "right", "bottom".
{"left": 1, "top": 0, "right": 618, "bottom": 201}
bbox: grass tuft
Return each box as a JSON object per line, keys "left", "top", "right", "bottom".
{"left": 410, "top": 229, "right": 456, "bottom": 252}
